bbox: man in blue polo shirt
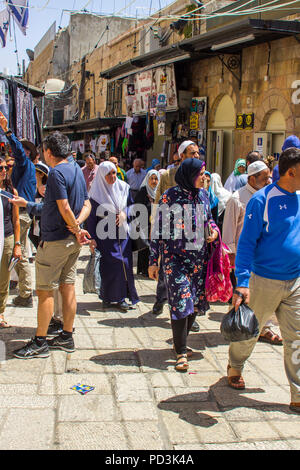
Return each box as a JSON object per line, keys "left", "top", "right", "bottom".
{"left": 227, "top": 147, "right": 300, "bottom": 414}
{"left": 11, "top": 131, "right": 91, "bottom": 359}
{"left": 0, "top": 111, "right": 36, "bottom": 307}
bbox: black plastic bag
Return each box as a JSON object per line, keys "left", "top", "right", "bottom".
{"left": 220, "top": 303, "right": 259, "bottom": 342}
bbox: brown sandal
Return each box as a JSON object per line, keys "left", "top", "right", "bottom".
{"left": 290, "top": 403, "right": 300, "bottom": 414}
{"left": 175, "top": 354, "right": 189, "bottom": 372}
{"left": 227, "top": 365, "right": 245, "bottom": 390}
{"left": 173, "top": 346, "right": 193, "bottom": 358}
{"left": 0, "top": 319, "right": 11, "bottom": 329}
{"left": 258, "top": 328, "right": 283, "bottom": 345}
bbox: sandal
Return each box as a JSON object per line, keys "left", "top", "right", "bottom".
{"left": 258, "top": 328, "right": 283, "bottom": 346}
{"left": 290, "top": 403, "right": 300, "bottom": 414}
{"left": 173, "top": 346, "right": 193, "bottom": 358}
{"left": 175, "top": 354, "right": 189, "bottom": 372}
{"left": 227, "top": 365, "right": 245, "bottom": 390}
{"left": 0, "top": 319, "right": 11, "bottom": 329}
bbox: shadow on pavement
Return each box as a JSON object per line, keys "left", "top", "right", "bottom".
{"left": 90, "top": 348, "right": 204, "bottom": 371}
{"left": 0, "top": 326, "right": 37, "bottom": 359}
{"left": 157, "top": 377, "right": 293, "bottom": 427}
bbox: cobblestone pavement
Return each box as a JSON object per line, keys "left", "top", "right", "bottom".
{"left": 0, "top": 247, "right": 299, "bottom": 450}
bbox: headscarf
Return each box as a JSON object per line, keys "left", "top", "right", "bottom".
{"left": 234, "top": 158, "right": 246, "bottom": 176}
{"left": 146, "top": 158, "right": 160, "bottom": 173}
{"left": 89, "top": 161, "right": 129, "bottom": 214}
{"left": 205, "top": 171, "right": 219, "bottom": 210}
{"left": 175, "top": 158, "right": 205, "bottom": 196}
{"left": 140, "top": 169, "right": 160, "bottom": 201}
{"left": 210, "top": 173, "right": 231, "bottom": 216}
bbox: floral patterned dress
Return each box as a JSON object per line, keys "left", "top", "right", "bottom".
{"left": 149, "top": 185, "right": 217, "bottom": 321}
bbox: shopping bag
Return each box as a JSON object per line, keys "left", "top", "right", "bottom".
{"left": 220, "top": 303, "right": 259, "bottom": 342}
{"left": 82, "top": 249, "right": 101, "bottom": 295}
{"left": 205, "top": 230, "right": 233, "bottom": 303}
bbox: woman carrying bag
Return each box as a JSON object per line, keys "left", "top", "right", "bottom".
{"left": 87, "top": 161, "right": 139, "bottom": 312}
{"left": 149, "top": 158, "right": 218, "bottom": 371}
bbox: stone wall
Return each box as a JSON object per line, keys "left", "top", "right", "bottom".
{"left": 187, "top": 35, "right": 300, "bottom": 161}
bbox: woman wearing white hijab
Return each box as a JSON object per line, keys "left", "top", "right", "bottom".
{"left": 210, "top": 173, "right": 232, "bottom": 232}
{"left": 134, "top": 169, "right": 160, "bottom": 276}
{"left": 87, "top": 161, "right": 139, "bottom": 311}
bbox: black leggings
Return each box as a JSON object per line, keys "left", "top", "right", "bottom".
{"left": 171, "top": 312, "right": 197, "bottom": 355}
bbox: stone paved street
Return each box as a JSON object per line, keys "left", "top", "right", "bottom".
{"left": 0, "top": 247, "right": 299, "bottom": 450}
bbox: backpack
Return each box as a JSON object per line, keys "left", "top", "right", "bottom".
{"left": 205, "top": 228, "right": 233, "bottom": 303}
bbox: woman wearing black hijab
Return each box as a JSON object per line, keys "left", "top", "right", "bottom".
{"left": 149, "top": 158, "right": 218, "bottom": 371}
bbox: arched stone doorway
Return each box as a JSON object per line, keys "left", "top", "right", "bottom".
{"left": 207, "top": 94, "right": 236, "bottom": 180}
{"left": 265, "top": 110, "right": 286, "bottom": 158}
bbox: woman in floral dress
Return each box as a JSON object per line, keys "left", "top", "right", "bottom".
{"left": 149, "top": 158, "right": 218, "bottom": 371}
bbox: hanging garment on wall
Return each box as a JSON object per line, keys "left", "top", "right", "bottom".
{"left": 0, "top": 79, "right": 9, "bottom": 143}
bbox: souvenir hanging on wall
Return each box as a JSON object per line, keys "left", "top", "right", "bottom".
{"left": 158, "top": 122, "right": 166, "bottom": 136}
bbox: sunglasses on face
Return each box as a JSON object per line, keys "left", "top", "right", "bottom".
{"left": 0, "top": 166, "right": 9, "bottom": 172}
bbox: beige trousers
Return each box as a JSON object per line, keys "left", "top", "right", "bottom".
{"left": 0, "top": 235, "right": 14, "bottom": 314}
{"left": 229, "top": 273, "right": 300, "bottom": 403}
{"left": 14, "top": 212, "right": 32, "bottom": 298}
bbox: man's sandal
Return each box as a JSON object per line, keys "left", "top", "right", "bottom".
{"left": 258, "top": 328, "right": 283, "bottom": 345}
{"left": 175, "top": 354, "right": 189, "bottom": 372}
{"left": 227, "top": 365, "right": 245, "bottom": 390}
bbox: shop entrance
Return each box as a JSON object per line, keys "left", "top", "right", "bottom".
{"left": 266, "top": 110, "right": 286, "bottom": 160}
{"left": 207, "top": 95, "right": 235, "bottom": 180}
{"left": 253, "top": 110, "right": 286, "bottom": 160}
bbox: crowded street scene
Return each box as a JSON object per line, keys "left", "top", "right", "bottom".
{"left": 0, "top": 0, "right": 299, "bottom": 453}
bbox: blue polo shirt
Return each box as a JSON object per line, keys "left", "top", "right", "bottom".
{"left": 40, "top": 160, "right": 88, "bottom": 241}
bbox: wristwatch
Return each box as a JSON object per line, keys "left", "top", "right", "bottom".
{"left": 14, "top": 241, "right": 21, "bottom": 246}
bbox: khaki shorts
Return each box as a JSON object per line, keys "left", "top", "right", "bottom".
{"left": 35, "top": 236, "right": 81, "bottom": 291}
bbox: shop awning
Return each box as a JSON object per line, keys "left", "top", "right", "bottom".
{"left": 100, "top": 19, "right": 300, "bottom": 80}
{"left": 43, "top": 117, "right": 125, "bottom": 134}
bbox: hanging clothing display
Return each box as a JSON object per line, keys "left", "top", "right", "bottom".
{"left": 0, "top": 77, "right": 40, "bottom": 146}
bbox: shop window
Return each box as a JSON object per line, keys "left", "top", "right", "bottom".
{"left": 105, "top": 81, "right": 122, "bottom": 117}
{"left": 53, "top": 109, "right": 64, "bottom": 126}
{"left": 84, "top": 100, "right": 90, "bottom": 120}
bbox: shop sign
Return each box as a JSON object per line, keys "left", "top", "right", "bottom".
{"left": 190, "top": 113, "right": 199, "bottom": 130}
{"left": 244, "top": 113, "right": 254, "bottom": 130}
{"left": 236, "top": 113, "right": 244, "bottom": 130}
{"left": 236, "top": 113, "right": 255, "bottom": 130}
{"left": 125, "top": 64, "right": 178, "bottom": 115}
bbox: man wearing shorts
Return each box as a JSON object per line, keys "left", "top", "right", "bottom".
{"left": 11, "top": 132, "right": 91, "bottom": 359}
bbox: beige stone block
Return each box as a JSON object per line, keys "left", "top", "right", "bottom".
{"left": 150, "top": 372, "right": 186, "bottom": 388}
{"left": 231, "top": 421, "right": 280, "bottom": 441}
{"left": 66, "top": 349, "right": 139, "bottom": 374}
{"left": 120, "top": 402, "right": 158, "bottom": 421}
{"left": 126, "top": 421, "right": 165, "bottom": 450}
{"left": 0, "top": 409, "right": 55, "bottom": 450}
{"left": 271, "top": 421, "right": 300, "bottom": 439}
{"left": 39, "top": 373, "right": 111, "bottom": 396}
{"left": 58, "top": 395, "right": 119, "bottom": 422}
{"left": 154, "top": 387, "right": 210, "bottom": 403}
{"left": 57, "top": 422, "right": 129, "bottom": 450}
